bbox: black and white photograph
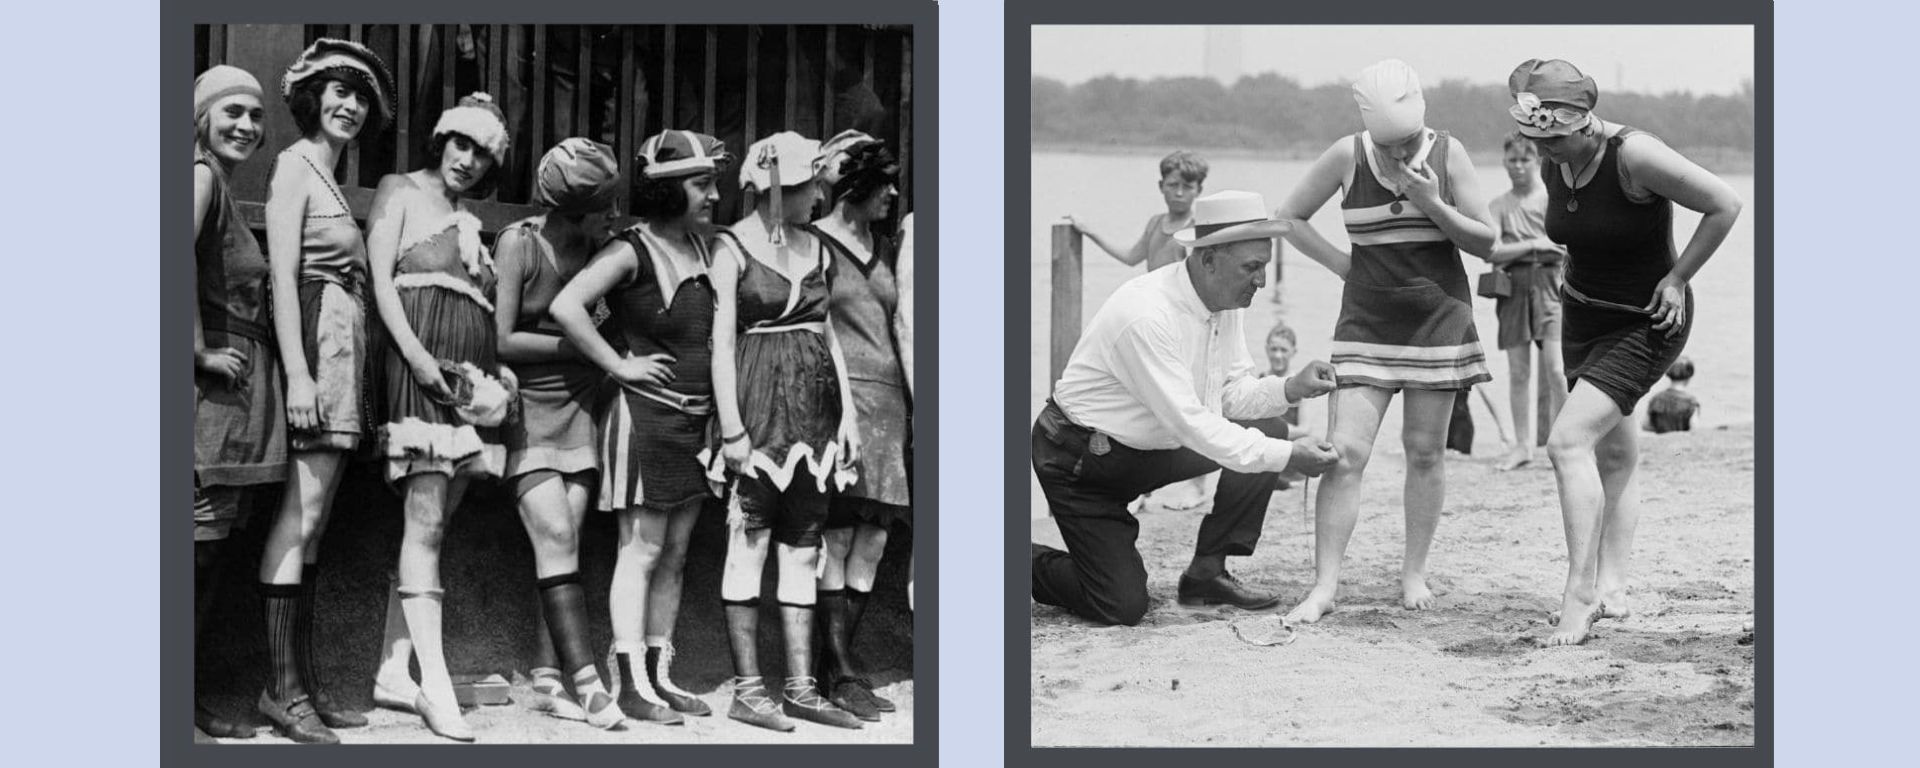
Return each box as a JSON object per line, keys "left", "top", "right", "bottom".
{"left": 186, "top": 21, "right": 923, "bottom": 745}
{"left": 1022, "top": 22, "right": 1761, "bottom": 747}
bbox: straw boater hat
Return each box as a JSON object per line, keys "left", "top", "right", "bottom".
{"left": 1172, "top": 191, "right": 1290, "bottom": 249}
{"left": 636, "top": 129, "right": 729, "bottom": 179}
{"left": 280, "top": 37, "right": 396, "bottom": 123}
{"left": 433, "top": 93, "right": 511, "bottom": 158}
{"left": 1352, "top": 59, "right": 1426, "bottom": 144}
{"left": 1507, "top": 58, "right": 1599, "bottom": 138}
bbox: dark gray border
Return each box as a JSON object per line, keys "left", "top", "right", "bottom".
{"left": 1007, "top": 1, "right": 1771, "bottom": 765}
{"left": 164, "top": 1, "right": 937, "bottom": 765}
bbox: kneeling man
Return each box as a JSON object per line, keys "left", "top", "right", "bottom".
{"left": 1032, "top": 190, "right": 1340, "bottom": 627}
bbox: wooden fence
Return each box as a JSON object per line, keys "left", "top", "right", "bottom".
{"left": 196, "top": 24, "right": 912, "bottom": 238}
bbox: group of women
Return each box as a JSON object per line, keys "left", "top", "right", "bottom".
{"left": 192, "top": 38, "right": 914, "bottom": 744}
{"left": 1269, "top": 58, "right": 1741, "bottom": 646}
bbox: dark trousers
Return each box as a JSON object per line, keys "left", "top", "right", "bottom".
{"left": 1030, "top": 400, "right": 1288, "bottom": 626}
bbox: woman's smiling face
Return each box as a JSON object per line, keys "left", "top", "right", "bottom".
{"left": 316, "top": 79, "right": 369, "bottom": 143}
{"left": 203, "top": 93, "right": 265, "bottom": 166}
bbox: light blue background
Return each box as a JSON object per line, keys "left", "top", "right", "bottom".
{"left": 9, "top": 0, "right": 1910, "bottom": 764}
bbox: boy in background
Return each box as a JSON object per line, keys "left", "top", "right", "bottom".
{"left": 1068, "top": 150, "right": 1209, "bottom": 271}
{"left": 1646, "top": 356, "right": 1701, "bottom": 433}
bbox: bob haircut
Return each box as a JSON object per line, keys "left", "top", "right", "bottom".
{"left": 631, "top": 165, "right": 697, "bottom": 220}
{"left": 423, "top": 130, "right": 501, "bottom": 198}
{"left": 287, "top": 74, "right": 387, "bottom": 140}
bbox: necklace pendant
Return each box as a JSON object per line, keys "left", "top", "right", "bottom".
{"left": 1389, "top": 201, "right": 1404, "bottom": 215}
{"left": 1566, "top": 197, "right": 1579, "bottom": 213}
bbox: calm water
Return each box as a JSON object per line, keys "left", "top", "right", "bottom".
{"left": 1027, "top": 150, "right": 1759, "bottom": 435}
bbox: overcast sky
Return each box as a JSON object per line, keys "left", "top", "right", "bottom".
{"left": 1031, "top": 26, "right": 1754, "bottom": 96}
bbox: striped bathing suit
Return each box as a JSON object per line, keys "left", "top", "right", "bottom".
{"left": 1331, "top": 130, "right": 1491, "bottom": 391}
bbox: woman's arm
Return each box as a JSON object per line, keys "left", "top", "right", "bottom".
{"left": 825, "top": 310, "right": 861, "bottom": 463}
{"left": 708, "top": 240, "right": 751, "bottom": 471}
{"left": 1274, "top": 141, "right": 1353, "bottom": 278}
{"left": 551, "top": 237, "right": 669, "bottom": 386}
{"left": 1625, "top": 135, "right": 1743, "bottom": 283}
{"left": 192, "top": 165, "right": 246, "bottom": 385}
{"left": 1622, "top": 134, "right": 1744, "bottom": 333}
{"left": 492, "top": 225, "right": 580, "bottom": 364}
{"left": 894, "top": 216, "right": 914, "bottom": 399}
{"left": 366, "top": 175, "right": 451, "bottom": 399}
{"left": 1400, "top": 138, "right": 1496, "bottom": 257}
{"left": 264, "top": 155, "right": 318, "bottom": 430}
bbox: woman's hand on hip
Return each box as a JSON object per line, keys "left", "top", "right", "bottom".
{"left": 612, "top": 353, "right": 676, "bottom": 388}
{"left": 1645, "top": 274, "right": 1690, "bottom": 337}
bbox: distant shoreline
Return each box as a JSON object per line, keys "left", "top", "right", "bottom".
{"left": 1031, "top": 141, "right": 1756, "bottom": 175}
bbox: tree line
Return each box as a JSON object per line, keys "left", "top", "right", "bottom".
{"left": 1032, "top": 74, "right": 1754, "bottom": 157}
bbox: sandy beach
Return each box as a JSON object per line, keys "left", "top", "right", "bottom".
{"left": 1030, "top": 423, "right": 1755, "bottom": 747}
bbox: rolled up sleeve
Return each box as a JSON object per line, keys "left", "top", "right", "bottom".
{"left": 1108, "top": 318, "right": 1292, "bottom": 474}
{"left": 1219, "top": 312, "right": 1298, "bottom": 420}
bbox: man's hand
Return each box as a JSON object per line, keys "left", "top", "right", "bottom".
{"left": 1284, "top": 437, "right": 1339, "bottom": 476}
{"left": 1283, "top": 360, "right": 1338, "bottom": 401}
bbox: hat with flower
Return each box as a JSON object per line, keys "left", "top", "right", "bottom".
{"left": 1507, "top": 58, "right": 1599, "bottom": 138}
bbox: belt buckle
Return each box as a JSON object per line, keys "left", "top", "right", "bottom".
{"left": 1088, "top": 432, "right": 1111, "bottom": 456}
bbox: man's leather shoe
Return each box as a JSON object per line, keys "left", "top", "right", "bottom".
{"left": 256, "top": 690, "right": 339, "bottom": 744}
{"left": 1176, "top": 571, "right": 1282, "bottom": 610}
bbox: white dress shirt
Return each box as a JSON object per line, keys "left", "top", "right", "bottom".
{"left": 1053, "top": 263, "right": 1297, "bottom": 474}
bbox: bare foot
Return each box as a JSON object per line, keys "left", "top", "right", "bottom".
{"left": 1283, "top": 585, "right": 1339, "bottom": 624}
{"left": 1496, "top": 447, "right": 1533, "bottom": 471}
{"left": 1401, "top": 577, "right": 1436, "bottom": 610}
{"left": 1546, "top": 598, "right": 1601, "bottom": 646}
{"left": 1597, "top": 591, "right": 1632, "bottom": 621}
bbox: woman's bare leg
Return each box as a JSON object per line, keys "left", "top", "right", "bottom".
{"left": 1544, "top": 383, "right": 1628, "bottom": 646}
{"left": 1284, "top": 385, "right": 1394, "bottom": 624}
{"left": 1399, "top": 388, "right": 1456, "bottom": 610}
{"left": 1593, "top": 418, "right": 1642, "bottom": 619}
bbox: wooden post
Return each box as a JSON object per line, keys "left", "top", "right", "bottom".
{"left": 343, "top": 24, "right": 361, "bottom": 186}
{"left": 821, "top": 26, "right": 835, "bottom": 136}
{"left": 617, "top": 27, "right": 634, "bottom": 186}
{"left": 396, "top": 24, "right": 412, "bottom": 172}
{"left": 441, "top": 26, "right": 456, "bottom": 111}
{"left": 703, "top": 27, "right": 717, "bottom": 137}
{"left": 530, "top": 25, "right": 546, "bottom": 193}
{"left": 784, "top": 27, "right": 797, "bottom": 129}
{"left": 898, "top": 33, "right": 910, "bottom": 213}
{"left": 743, "top": 26, "right": 757, "bottom": 143}
{"left": 1050, "top": 221, "right": 1083, "bottom": 387}
{"left": 575, "top": 26, "right": 591, "bottom": 140}
{"left": 662, "top": 26, "right": 676, "bottom": 133}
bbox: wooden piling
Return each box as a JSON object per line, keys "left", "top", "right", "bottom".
{"left": 1050, "top": 221, "right": 1083, "bottom": 387}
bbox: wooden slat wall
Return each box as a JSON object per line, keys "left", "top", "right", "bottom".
{"left": 744, "top": 26, "right": 758, "bottom": 148}
{"left": 900, "top": 34, "right": 912, "bottom": 215}
{"left": 530, "top": 26, "right": 546, "bottom": 182}
{"left": 395, "top": 25, "right": 412, "bottom": 171}
{"left": 209, "top": 24, "right": 911, "bottom": 237}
